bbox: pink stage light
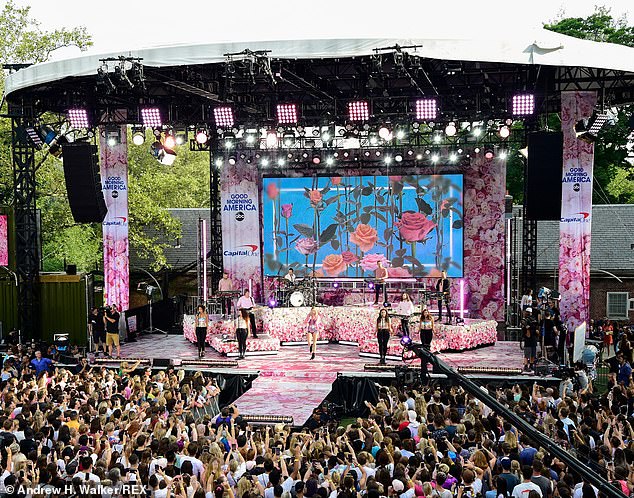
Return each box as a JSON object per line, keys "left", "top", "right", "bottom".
{"left": 276, "top": 103, "right": 299, "bottom": 124}
{"left": 484, "top": 149, "right": 494, "bottom": 160}
{"left": 67, "top": 108, "right": 90, "bottom": 128}
{"left": 140, "top": 107, "right": 162, "bottom": 128}
{"left": 214, "top": 106, "right": 235, "bottom": 128}
{"left": 164, "top": 133, "right": 176, "bottom": 149}
{"left": 512, "top": 94, "right": 535, "bottom": 116}
{"left": 460, "top": 278, "right": 466, "bottom": 320}
{"left": 415, "top": 98, "right": 438, "bottom": 120}
{"left": 347, "top": 101, "right": 370, "bottom": 122}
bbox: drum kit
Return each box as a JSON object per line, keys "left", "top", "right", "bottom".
{"left": 277, "top": 277, "right": 316, "bottom": 307}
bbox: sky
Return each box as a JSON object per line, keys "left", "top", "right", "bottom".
{"left": 14, "top": 0, "right": 633, "bottom": 60}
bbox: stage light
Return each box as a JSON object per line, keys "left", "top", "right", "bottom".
{"left": 261, "top": 158, "right": 269, "bottom": 167}
{"left": 433, "top": 133, "right": 442, "bottom": 143}
{"left": 416, "top": 153, "right": 423, "bottom": 160}
{"left": 276, "top": 103, "right": 299, "bottom": 124}
{"left": 415, "top": 98, "right": 438, "bottom": 120}
{"left": 484, "top": 148, "right": 494, "bottom": 159}
{"left": 575, "top": 110, "right": 611, "bottom": 142}
{"left": 150, "top": 141, "right": 177, "bottom": 166}
{"left": 321, "top": 130, "right": 332, "bottom": 142}
{"left": 375, "top": 150, "right": 381, "bottom": 156}
{"left": 214, "top": 106, "right": 234, "bottom": 128}
{"left": 215, "top": 158, "right": 223, "bottom": 167}
{"left": 195, "top": 128, "right": 209, "bottom": 144}
{"left": 378, "top": 126, "right": 392, "bottom": 141}
{"left": 400, "top": 335, "right": 412, "bottom": 347}
{"left": 363, "top": 150, "right": 371, "bottom": 157}
{"left": 282, "top": 131, "right": 295, "bottom": 147}
{"left": 395, "top": 128, "right": 406, "bottom": 140}
{"left": 498, "top": 150, "right": 508, "bottom": 160}
{"left": 333, "top": 281, "right": 339, "bottom": 288}
{"left": 228, "top": 156, "right": 237, "bottom": 165}
{"left": 395, "top": 153, "right": 403, "bottom": 162}
{"left": 132, "top": 128, "right": 145, "bottom": 146}
{"left": 431, "top": 153, "right": 440, "bottom": 163}
{"left": 96, "top": 66, "right": 116, "bottom": 93}
{"left": 472, "top": 127, "right": 483, "bottom": 137}
{"left": 175, "top": 129, "right": 188, "bottom": 145}
{"left": 39, "top": 125, "right": 57, "bottom": 145}
{"left": 474, "top": 147, "right": 481, "bottom": 154}
{"left": 163, "top": 131, "right": 176, "bottom": 150}
{"left": 224, "top": 139, "right": 234, "bottom": 149}
{"left": 266, "top": 131, "right": 278, "bottom": 148}
{"left": 367, "top": 281, "right": 375, "bottom": 290}
{"left": 369, "top": 133, "right": 379, "bottom": 146}
{"left": 140, "top": 107, "right": 162, "bottom": 128}
{"left": 24, "top": 127, "right": 43, "bottom": 148}
{"left": 449, "top": 152, "right": 458, "bottom": 162}
{"left": 326, "top": 157, "right": 334, "bottom": 166}
{"left": 312, "top": 154, "right": 321, "bottom": 165}
{"left": 67, "top": 108, "right": 90, "bottom": 128}
{"left": 348, "top": 100, "right": 370, "bottom": 121}
{"left": 445, "top": 122, "right": 457, "bottom": 137}
{"left": 268, "top": 297, "right": 277, "bottom": 308}
{"left": 499, "top": 125, "right": 510, "bottom": 138}
{"left": 512, "top": 93, "right": 535, "bottom": 116}
{"left": 105, "top": 126, "right": 121, "bottom": 147}
{"left": 277, "top": 158, "right": 285, "bottom": 166}
{"left": 384, "top": 156, "right": 392, "bottom": 165}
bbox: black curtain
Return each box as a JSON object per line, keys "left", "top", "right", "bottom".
{"left": 214, "top": 373, "right": 257, "bottom": 408}
{"left": 326, "top": 377, "right": 380, "bottom": 418}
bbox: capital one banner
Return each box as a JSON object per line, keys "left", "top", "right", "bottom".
{"left": 559, "top": 91, "right": 597, "bottom": 331}
{"left": 100, "top": 126, "right": 129, "bottom": 311}
{"left": 220, "top": 159, "right": 262, "bottom": 301}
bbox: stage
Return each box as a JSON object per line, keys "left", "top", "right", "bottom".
{"left": 115, "top": 333, "right": 527, "bottom": 426}
{"left": 182, "top": 304, "right": 498, "bottom": 357}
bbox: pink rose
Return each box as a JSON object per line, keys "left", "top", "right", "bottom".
{"left": 387, "top": 266, "right": 411, "bottom": 278}
{"left": 331, "top": 177, "right": 342, "bottom": 186}
{"left": 322, "top": 254, "right": 346, "bottom": 276}
{"left": 359, "top": 253, "right": 389, "bottom": 272}
{"left": 349, "top": 224, "right": 379, "bottom": 252}
{"left": 295, "top": 238, "right": 319, "bottom": 256}
{"left": 267, "top": 182, "right": 279, "bottom": 200}
{"left": 309, "top": 189, "right": 323, "bottom": 205}
{"left": 341, "top": 251, "right": 359, "bottom": 264}
{"left": 281, "top": 204, "right": 293, "bottom": 219}
{"left": 396, "top": 212, "right": 436, "bottom": 243}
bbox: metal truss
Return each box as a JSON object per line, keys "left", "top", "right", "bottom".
{"left": 208, "top": 153, "right": 223, "bottom": 290}
{"left": 10, "top": 105, "right": 40, "bottom": 339}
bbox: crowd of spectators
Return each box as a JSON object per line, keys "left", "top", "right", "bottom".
{"left": 0, "top": 336, "right": 632, "bottom": 498}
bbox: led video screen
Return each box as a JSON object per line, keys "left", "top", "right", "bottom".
{"left": 262, "top": 175, "right": 463, "bottom": 278}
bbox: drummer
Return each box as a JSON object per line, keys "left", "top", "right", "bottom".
{"left": 284, "top": 268, "right": 297, "bottom": 285}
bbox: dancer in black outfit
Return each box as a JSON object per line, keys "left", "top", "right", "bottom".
{"left": 235, "top": 309, "right": 250, "bottom": 359}
{"left": 195, "top": 305, "right": 208, "bottom": 358}
{"left": 376, "top": 308, "right": 393, "bottom": 365}
{"left": 435, "top": 270, "right": 452, "bottom": 324}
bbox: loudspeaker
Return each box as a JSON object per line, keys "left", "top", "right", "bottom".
{"left": 62, "top": 142, "right": 107, "bottom": 223}
{"left": 525, "top": 132, "right": 563, "bottom": 220}
{"left": 153, "top": 358, "right": 172, "bottom": 368}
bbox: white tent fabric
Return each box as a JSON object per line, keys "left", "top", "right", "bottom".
{"left": 6, "top": 28, "right": 634, "bottom": 96}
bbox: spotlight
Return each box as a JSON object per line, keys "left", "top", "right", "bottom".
{"left": 265, "top": 131, "right": 278, "bottom": 148}
{"left": 268, "top": 297, "right": 277, "bottom": 308}
{"left": 512, "top": 93, "right": 535, "bottom": 116}
{"left": 326, "top": 157, "right": 334, "bottom": 166}
{"left": 321, "top": 130, "right": 332, "bottom": 142}
{"left": 277, "top": 158, "right": 285, "bottom": 166}
{"left": 244, "top": 129, "right": 258, "bottom": 146}
{"left": 449, "top": 152, "right": 458, "bottom": 162}
{"left": 499, "top": 125, "right": 510, "bottom": 138}
{"left": 228, "top": 156, "right": 237, "bottom": 165}
{"left": 39, "top": 125, "right": 57, "bottom": 145}
{"left": 474, "top": 147, "right": 481, "bottom": 154}
{"left": 163, "top": 131, "right": 176, "bottom": 150}
{"left": 24, "top": 127, "right": 43, "bottom": 148}
{"left": 276, "top": 103, "right": 299, "bottom": 124}
{"left": 113, "top": 64, "right": 134, "bottom": 89}
{"left": 498, "top": 150, "right": 508, "bottom": 160}
{"left": 484, "top": 149, "right": 494, "bottom": 160}
{"left": 215, "top": 158, "right": 223, "bottom": 167}
{"left": 96, "top": 66, "right": 116, "bottom": 93}
{"left": 384, "top": 156, "right": 392, "bottom": 165}
{"left": 282, "top": 131, "right": 296, "bottom": 147}
{"left": 224, "top": 139, "right": 234, "bottom": 149}
{"left": 67, "top": 108, "right": 90, "bottom": 128}
{"left": 472, "top": 127, "right": 483, "bottom": 137}
{"left": 369, "top": 133, "right": 379, "bottom": 146}
{"left": 415, "top": 153, "right": 423, "bottom": 160}
{"left": 261, "top": 158, "right": 269, "bottom": 167}
{"left": 415, "top": 98, "right": 438, "bottom": 120}
{"left": 347, "top": 100, "right": 370, "bottom": 121}
{"left": 400, "top": 335, "right": 412, "bottom": 347}
{"left": 395, "top": 128, "right": 406, "bottom": 140}
{"left": 312, "top": 154, "right": 321, "bottom": 165}
{"left": 214, "top": 106, "right": 234, "bottom": 128}
{"left": 575, "top": 110, "right": 611, "bottom": 142}
{"left": 105, "top": 126, "right": 121, "bottom": 147}
{"left": 364, "top": 150, "right": 371, "bottom": 157}
{"left": 150, "top": 141, "right": 177, "bottom": 166}
{"left": 445, "top": 122, "right": 457, "bottom": 137}
{"left": 195, "top": 128, "right": 209, "bottom": 144}
{"left": 140, "top": 107, "right": 162, "bottom": 128}
{"left": 431, "top": 153, "right": 440, "bottom": 163}
{"left": 378, "top": 126, "right": 392, "bottom": 141}
{"left": 174, "top": 129, "right": 188, "bottom": 145}
{"left": 394, "top": 153, "right": 403, "bottom": 162}
{"left": 433, "top": 133, "right": 442, "bottom": 144}
{"left": 333, "top": 281, "right": 339, "bottom": 288}
{"left": 132, "top": 128, "right": 145, "bottom": 146}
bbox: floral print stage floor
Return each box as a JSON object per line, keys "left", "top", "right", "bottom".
{"left": 121, "top": 334, "right": 523, "bottom": 426}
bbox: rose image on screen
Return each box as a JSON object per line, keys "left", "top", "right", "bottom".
{"left": 262, "top": 175, "right": 463, "bottom": 278}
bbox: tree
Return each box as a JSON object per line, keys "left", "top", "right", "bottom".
{"left": 506, "top": 7, "right": 634, "bottom": 204}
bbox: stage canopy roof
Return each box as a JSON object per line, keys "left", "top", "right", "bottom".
{"left": 5, "top": 28, "right": 634, "bottom": 125}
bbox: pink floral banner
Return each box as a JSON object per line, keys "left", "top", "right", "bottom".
{"left": 221, "top": 159, "right": 262, "bottom": 300}
{"left": 463, "top": 154, "right": 506, "bottom": 320}
{"left": 559, "top": 91, "right": 597, "bottom": 331}
{"left": 100, "top": 126, "right": 129, "bottom": 310}
{"left": 0, "top": 215, "right": 8, "bottom": 266}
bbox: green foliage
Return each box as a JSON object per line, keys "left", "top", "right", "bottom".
{"left": 544, "top": 7, "right": 634, "bottom": 46}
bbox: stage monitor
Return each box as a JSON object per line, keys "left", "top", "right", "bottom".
{"left": 262, "top": 174, "right": 463, "bottom": 278}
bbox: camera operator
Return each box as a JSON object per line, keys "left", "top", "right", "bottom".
{"left": 105, "top": 303, "right": 121, "bottom": 358}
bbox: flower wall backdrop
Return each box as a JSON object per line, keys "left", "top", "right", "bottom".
{"left": 100, "top": 126, "right": 129, "bottom": 310}
{"left": 463, "top": 154, "right": 506, "bottom": 321}
{"left": 559, "top": 91, "right": 597, "bottom": 331}
{"left": 262, "top": 175, "right": 463, "bottom": 278}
